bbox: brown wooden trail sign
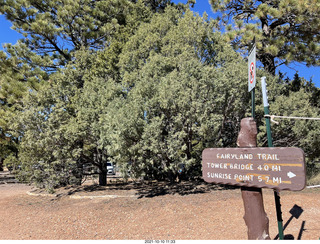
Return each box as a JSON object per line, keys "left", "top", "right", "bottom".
{"left": 202, "top": 147, "right": 306, "bottom": 191}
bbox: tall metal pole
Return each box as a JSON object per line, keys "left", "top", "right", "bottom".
{"left": 248, "top": 37, "right": 256, "bottom": 120}
{"left": 252, "top": 88, "right": 255, "bottom": 119}
{"left": 261, "top": 77, "right": 284, "bottom": 240}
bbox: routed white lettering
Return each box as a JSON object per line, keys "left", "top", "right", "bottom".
{"left": 229, "top": 163, "right": 253, "bottom": 170}
{"left": 207, "top": 172, "right": 232, "bottom": 179}
{"left": 257, "top": 153, "right": 280, "bottom": 161}
{"left": 234, "top": 174, "right": 254, "bottom": 182}
{"left": 218, "top": 154, "right": 253, "bottom": 160}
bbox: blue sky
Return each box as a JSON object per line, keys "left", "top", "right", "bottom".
{"left": 0, "top": 15, "right": 22, "bottom": 47}
{"left": 1, "top": 0, "right": 320, "bottom": 86}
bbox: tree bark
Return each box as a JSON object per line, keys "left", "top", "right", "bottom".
{"left": 237, "top": 118, "right": 271, "bottom": 240}
{"left": 94, "top": 147, "right": 107, "bottom": 186}
{"left": 98, "top": 162, "right": 107, "bottom": 186}
{"left": 99, "top": 170, "right": 107, "bottom": 186}
{"left": 259, "top": 52, "right": 276, "bottom": 76}
{"left": 259, "top": 18, "right": 276, "bottom": 76}
{"left": 0, "top": 158, "right": 3, "bottom": 171}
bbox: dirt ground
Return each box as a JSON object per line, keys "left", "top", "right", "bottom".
{"left": 0, "top": 180, "right": 320, "bottom": 240}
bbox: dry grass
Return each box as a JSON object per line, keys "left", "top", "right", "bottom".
{"left": 307, "top": 172, "right": 320, "bottom": 186}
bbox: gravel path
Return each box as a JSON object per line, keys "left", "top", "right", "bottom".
{"left": 0, "top": 182, "right": 319, "bottom": 240}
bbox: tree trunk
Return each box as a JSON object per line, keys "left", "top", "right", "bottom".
{"left": 99, "top": 170, "right": 107, "bottom": 186}
{"left": 98, "top": 162, "right": 107, "bottom": 186}
{"left": 0, "top": 158, "right": 3, "bottom": 171}
{"left": 260, "top": 19, "right": 276, "bottom": 76}
{"left": 260, "top": 52, "right": 276, "bottom": 76}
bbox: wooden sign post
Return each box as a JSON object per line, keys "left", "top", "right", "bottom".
{"left": 238, "top": 118, "right": 269, "bottom": 240}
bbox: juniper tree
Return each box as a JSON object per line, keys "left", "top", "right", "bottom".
{"left": 17, "top": 48, "right": 122, "bottom": 189}
{"left": 256, "top": 87, "right": 320, "bottom": 178}
{"left": 104, "top": 7, "right": 263, "bottom": 181}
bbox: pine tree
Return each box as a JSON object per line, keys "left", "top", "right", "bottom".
{"left": 0, "top": 44, "right": 46, "bottom": 170}
{"left": 6, "top": 0, "right": 179, "bottom": 188}
{"left": 209, "top": 0, "right": 320, "bottom": 75}
{"left": 0, "top": 0, "right": 162, "bottom": 69}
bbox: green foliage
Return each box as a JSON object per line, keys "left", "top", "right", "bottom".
{"left": 1, "top": 0, "right": 320, "bottom": 189}
{"left": 3, "top": 154, "right": 20, "bottom": 172}
{"left": 0, "top": 0, "right": 171, "bottom": 188}
{"left": 0, "top": 43, "right": 45, "bottom": 166}
{"left": 16, "top": 48, "right": 123, "bottom": 190}
{"left": 103, "top": 7, "right": 254, "bottom": 181}
{"left": 0, "top": 0, "right": 156, "bottom": 66}
{"left": 17, "top": 78, "right": 83, "bottom": 190}
{"left": 209, "top": 0, "right": 320, "bottom": 74}
{"left": 256, "top": 74, "right": 320, "bottom": 178}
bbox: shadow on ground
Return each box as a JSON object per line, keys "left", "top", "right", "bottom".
{"left": 54, "top": 180, "right": 238, "bottom": 199}
{"left": 273, "top": 204, "right": 306, "bottom": 240}
{"left": 133, "top": 180, "right": 237, "bottom": 198}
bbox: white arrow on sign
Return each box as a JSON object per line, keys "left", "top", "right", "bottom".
{"left": 287, "top": 172, "right": 296, "bottom": 178}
